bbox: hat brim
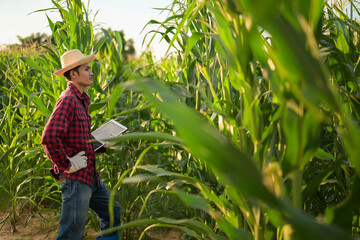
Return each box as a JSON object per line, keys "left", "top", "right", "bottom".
{"left": 53, "top": 54, "right": 96, "bottom": 75}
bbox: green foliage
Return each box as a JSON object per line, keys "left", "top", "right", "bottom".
{"left": 0, "top": 1, "right": 188, "bottom": 238}
{"left": 110, "top": 0, "right": 360, "bottom": 239}
{"left": 95, "top": 28, "right": 136, "bottom": 62}
{"left": 0, "top": 48, "right": 61, "bottom": 233}
{"left": 2, "top": 0, "right": 360, "bottom": 239}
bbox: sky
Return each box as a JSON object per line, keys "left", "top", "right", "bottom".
{"left": 0, "top": 0, "right": 173, "bottom": 58}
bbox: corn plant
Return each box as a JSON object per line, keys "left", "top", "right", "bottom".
{"left": 0, "top": 47, "right": 61, "bottom": 233}
{"left": 97, "top": 0, "right": 360, "bottom": 239}
{"left": 0, "top": 0, "right": 188, "bottom": 238}
{"left": 3, "top": 0, "right": 360, "bottom": 239}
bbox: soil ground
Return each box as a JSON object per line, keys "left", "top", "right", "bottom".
{"left": 0, "top": 207, "right": 183, "bottom": 240}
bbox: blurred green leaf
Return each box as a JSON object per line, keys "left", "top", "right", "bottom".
{"left": 175, "top": 190, "right": 212, "bottom": 211}
{"left": 103, "top": 131, "right": 182, "bottom": 144}
{"left": 106, "top": 85, "right": 124, "bottom": 118}
{"left": 89, "top": 99, "right": 109, "bottom": 114}
{"left": 20, "top": 57, "right": 42, "bottom": 71}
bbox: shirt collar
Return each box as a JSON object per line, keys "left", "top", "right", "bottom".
{"left": 67, "top": 82, "right": 90, "bottom": 104}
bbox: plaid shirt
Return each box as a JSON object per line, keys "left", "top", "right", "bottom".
{"left": 42, "top": 82, "right": 99, "bottom": 187}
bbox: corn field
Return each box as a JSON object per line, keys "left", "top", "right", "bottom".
{"left": 2, "top": 0, "right": 360, "bottom": 239}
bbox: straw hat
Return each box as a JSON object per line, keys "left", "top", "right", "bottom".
{"left": 54, "top": 49, "right": 96, "bottom": 75}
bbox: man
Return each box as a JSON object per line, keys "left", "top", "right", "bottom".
{"left": 42, "top": 49, "right": 121, "bottom": 240}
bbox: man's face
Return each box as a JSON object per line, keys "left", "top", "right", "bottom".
{"left": 71, "top": 63, "right": 93, "bottom": 89}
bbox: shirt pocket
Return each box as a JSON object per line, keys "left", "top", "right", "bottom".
{"left": 76, "top": 107, "right": 90, "bottom": 130}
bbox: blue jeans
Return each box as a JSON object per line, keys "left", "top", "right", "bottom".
{"left": 56, "top": 175, "right": 121, "bottom": 240}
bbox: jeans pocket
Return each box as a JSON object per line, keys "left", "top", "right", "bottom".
{"left": 60, "top": 176, "right": 72, "bottom": 200}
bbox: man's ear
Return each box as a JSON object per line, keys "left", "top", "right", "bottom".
{"left": 70, "top": 69, "right": 78, "bottom": 79}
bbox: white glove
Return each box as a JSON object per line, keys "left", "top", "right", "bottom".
{"left": 65, "top": 151, "right": 88, "bottom": 173}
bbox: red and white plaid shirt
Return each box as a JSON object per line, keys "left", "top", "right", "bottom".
{"left": 42, "top": 82, "right": 99, "bottom": 187}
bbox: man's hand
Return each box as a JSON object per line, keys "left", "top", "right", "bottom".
{"left": 65, "top": 151, "right": 88, "bottom": 173}
{"left": 103, "top": 141, "right": 116, "bottom": 148}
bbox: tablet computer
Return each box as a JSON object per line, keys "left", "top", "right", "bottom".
{"left": 91, "top": 120, "right": 127, "bottom": 151}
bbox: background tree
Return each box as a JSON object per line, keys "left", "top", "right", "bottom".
{"left": 16, "top": 32, "right": 50, "bottom": 47}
